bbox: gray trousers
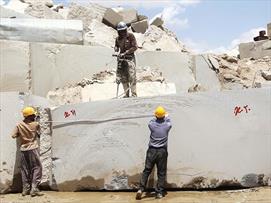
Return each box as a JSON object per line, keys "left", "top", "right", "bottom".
{"left": 139, "top": 147, "right": 168, "bottom": 194}
{"left": 21, "top": 148, "right": 42, "bottom": 190}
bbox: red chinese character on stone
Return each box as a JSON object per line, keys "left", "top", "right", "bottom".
{"left": 243, "top": 105, "right": 251, "bottom": 113}
{"left": 234, "top": 106, "right": 243, "bottom": 116}
{"left": 64, "top": 111, "right": 71, "bottom": 118}
{"left": 70, "top": 109, "right": 76, "bottom": 116}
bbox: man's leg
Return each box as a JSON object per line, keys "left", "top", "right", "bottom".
{"left": 136, "top": 148, "right": 156, "bottom": 200}
{"left": 29, "top": 149, "right": 43, "bottom": 197}
{"left": 122, "top": 82, "right": 130, "bottom": 97}
{"left": 128, "top": 60, "right": 137, "bottom": 97}
{"left": 21, "top": 151, "right": 31, "bottom": 196}
{"left": 155, "top": 148, "right": 168, "bottom": 198}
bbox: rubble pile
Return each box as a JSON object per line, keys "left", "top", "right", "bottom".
{"left": 215, "top": 55, "right": 271, "bottom": 90}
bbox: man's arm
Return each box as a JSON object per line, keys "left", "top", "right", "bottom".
{"left": 114, "top": 38, "right": 119, "bottom": 52}
{"left": 11, "top": 126, "right": 19, "bottom": 139}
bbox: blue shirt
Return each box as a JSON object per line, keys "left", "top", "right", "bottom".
{"left": 148, "top": 117, "right": 172, "bottom": 148}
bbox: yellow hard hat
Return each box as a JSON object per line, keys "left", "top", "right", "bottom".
{"left": 22, "top": 107, "right": 36, "bottom": 118}
{"left": 155, "top": 106, "right": 166, "bottom": 118}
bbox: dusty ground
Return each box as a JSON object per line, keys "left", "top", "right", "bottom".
{"left": 1, "top": 187, "right": 270, "bottom": 203}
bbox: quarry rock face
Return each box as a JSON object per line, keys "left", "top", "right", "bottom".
{"left": 0, "top": 18, "right": 83, "bottom": 44}
{"left": 0, "top": 92, "right": 51, "bottom": 193}
{"left": 51, "top": 88, "right": 271, "bottom": 191}
{"left": 0, "top": 40, "right": 30, "bottom": 92}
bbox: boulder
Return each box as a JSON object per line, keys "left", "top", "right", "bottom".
{"left": 262, "top": 70, "right": 271, "bottom": 80}
{"left": 3, "top": 0, "right": 29, "bottom": 14}
{"left": 113, "top": 7, "right": 138, "bottom": 24}
{"left": 103, "top": 8, "right": 123, "bottom": 28}
{"left": 131, "top": 19, "right": 148, "bottom": 34}
{"left": 150, "top": 16, "right": 164, "bottom": 27}
{"left": 0, "top": 18, "right": 83, "bottom": 44}
{"left": 51, "top": 88, "right": 271, "bottom": 191}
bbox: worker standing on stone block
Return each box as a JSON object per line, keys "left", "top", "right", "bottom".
{"left": 11, "top": 107, "right": 43, "bottom": 197}
{"left": 136, "top": 106, "right": 172, "bottom": 200}
{"left": 114, "top": 21, "right": 138, "bottom": 97}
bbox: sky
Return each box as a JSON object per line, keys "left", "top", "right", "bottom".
{"left": 3, "top": 0, "right": 270, "bottom": 53}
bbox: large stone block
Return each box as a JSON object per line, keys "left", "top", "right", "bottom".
{"left": 0, "top": 18, "right": 83, "bottom": 44}
{"left": 113, "top": 8, "right": 138, "bottom": 24}
{"left": 194, "top": 55, "right": 221, "bottom": 91}
{"left": 31, "top": 43, "right": 116, "bottom": 97}
{"left": 24, "top": 2, "right": 63, "bottom": 19}
{"left": 239, "top": 40, "right": 271, "bottom": 59}
{"left": 51, "top": 88, "right": 271, "bottom": 191}
{"left": 0, "top": 92, "right": 51, "bottom": 193}
{"left": 136, "top": 51, "right": 196, "bottom": 93}
{"left": 0, "top": 5, "right": 33, "bottom": 18}
{"left": 0, "top": 40, "right": 30, "bottom": 92}
{"left": 150, "top": 17, "right": 163, "bottom": 27}
{"left": 131, "top": 19, "right": 148, "bottom": 34}
{"left": 102, "top": 8, "right": 123, "bottom": 28}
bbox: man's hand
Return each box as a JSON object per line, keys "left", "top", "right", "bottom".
{"left": 119, "top": 51, "right": 127, "bottom": 58}
{"left": 116, "top": 78, "right": 121, "bottom": 84}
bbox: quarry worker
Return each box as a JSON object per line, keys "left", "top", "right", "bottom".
{"left": 114, "top": 21, "right": 138, "bottom": 97}
{"left": 136, "top": 106, "right": 172, "bottom": 200}
{"left": 11, "top": 107, "right": 43, "bottom": 197}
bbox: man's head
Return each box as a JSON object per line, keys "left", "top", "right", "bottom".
{"left": 117, "top": 21, "right": 127, "bottom": 38}
{"left": 22, "top": 106, "right": 36, "bottom": 121}
{"left": 155, "top": 106, "right": 166, "bottom": 119}
{"left": 259, "top": 30, "right": 266, "bottom": 37}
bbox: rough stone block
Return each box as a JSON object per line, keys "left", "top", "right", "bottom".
{"left": 24, "top": 2, "right": 63, "bottom": 19}
{"left": 150, "top": 17, "right": 163, "bottom": 27}
{"left": 0, "top": 40, "right": 30, "bottom": 92}
{"left": 51, "top": 88, "right": 271, "bottom": 191}
{"left": 0, "top": 18, "right": 83, "bottom": 44}
{"left": 102, "top": 8, "right": 123, "bottom": 28}
{"left": 131, "top": 19, "right": 148, "bottom": 34}
{"left": 137, "top": 51, "right": 196, "bottom": 93}
{"left": 30, "top": 43, "right": 116, "bottom": 97}
{"left": 239, "top": 40, "right": 271, "bottom": 59}
{"left": 113, "top": 8, "right": 138, "bottom": 24}
{"left": 0, "top": 92, "right": 51, "bottom": 193}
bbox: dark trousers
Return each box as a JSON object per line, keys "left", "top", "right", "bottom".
{"left": 21, "top": 148, "right": 42, "bottom": 190}
{"left": 139, "top": 147, "right": 168, "bottom": 194}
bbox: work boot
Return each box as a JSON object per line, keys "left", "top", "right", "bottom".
{"left": 156, "top": 193, "right": 163, "bottom": 199}
{"left": 22, "top": 189, "right": 30, "bottom": 196}
{"left": 22, "top": 184, "right": 30, "bottom": 196}
{"left": 135, "top": 189, "right": 143, "bottom": 200}
{"left": 30, "top": 187, "right": 43, "bottom": 197}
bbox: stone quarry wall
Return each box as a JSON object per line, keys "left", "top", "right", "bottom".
{"left": 51, "top": 88, "right": 271, "bottom": 191}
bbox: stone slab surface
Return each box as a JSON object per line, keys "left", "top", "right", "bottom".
{"left": 0, "top": 18, "right": 83, "bottom": 44}
{"left": 0, "top": 40, "right": 30, "bottom": 92}
{"left": 51, "top": 88, "right": 271, "bottom": 191}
